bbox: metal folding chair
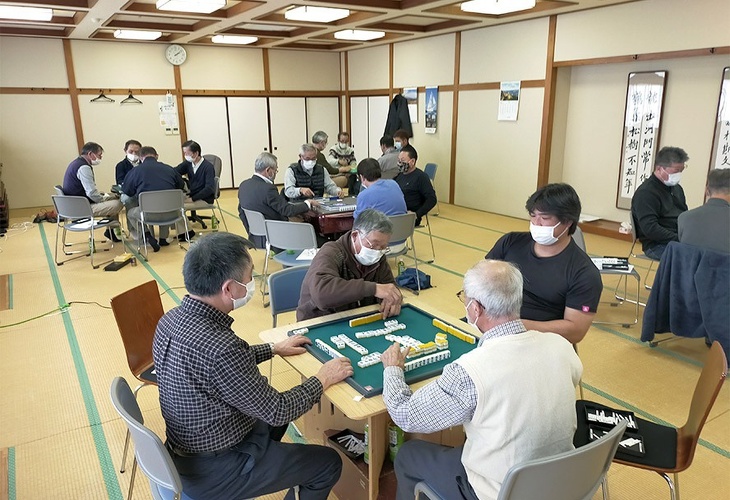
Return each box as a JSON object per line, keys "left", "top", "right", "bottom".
{"left": 243, "top": 209, "right": 271, "bottom": 304}
{"left": 388, "top": 212, "right": 422, "bottom": 295}
{"left": 137, "top": 189, "right": 190, "bottom": 261}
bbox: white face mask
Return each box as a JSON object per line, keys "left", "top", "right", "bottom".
{"left": 529, "top": 221, "right": 568, "bottom": 246}
{"left": 354, "top": 234, "right": 384, "bottom": 266}
{"left": 90, "top": 153, "right": 102, "bottom": 166}
{"left": 302, "top": 159, "right": 316, "bottom": 171}
{"left": 184, "top": 155, "right": 195, "bottom": 163}
{"left": 339, "top": 142, "right": 348, "bottom": 148}
{"left": 663, "top": 171, "right": 682, "bottom": 187}
{"left": 394, "top": 141, "right": 402, "bottom": 150}
{"left": 464, "top": 300, "right": 482, "bottom": 333}
{"left": 127, "top": 153, "right": 139, "bottom": 164}
{"left": 231, "top": 278, "right": 255, "bottom": 310}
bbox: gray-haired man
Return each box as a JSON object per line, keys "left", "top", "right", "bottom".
{"left": 297, "top": 208, "right": 402, "bottom": 320}
{"left": 284, "top": 143, "right": 342, "bottom": 200}
{"left": 382, "top": 259, "right": 582, "bottom": 500}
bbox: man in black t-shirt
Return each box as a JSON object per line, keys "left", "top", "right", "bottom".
{"left": 485, "top": 183, "right": 602, "bottom": 344}
{"left": 395, "top": 145, "right": 437, "bottom": 227}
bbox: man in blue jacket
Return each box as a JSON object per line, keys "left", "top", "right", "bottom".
{"left": 175, "top": 140, "right": 216, "bottom": 240}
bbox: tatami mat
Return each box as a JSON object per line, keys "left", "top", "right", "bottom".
{"left": 1, "top": 190, "right": 727, "bottom": 500}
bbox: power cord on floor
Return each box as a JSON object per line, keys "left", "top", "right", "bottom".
{"left": 0, "top": 300, "right": 112, "bottom": 329}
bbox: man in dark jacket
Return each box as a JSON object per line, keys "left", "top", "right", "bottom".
{"left": 175, "top": 140, "right": 216, "bottom": 240}
{"left": 238, "top": 152, "right": 317, "bottom": 249}
{"left": 297, "top": 209, "right": 402, "bottom": 321}
{"left": 395, "top": 145, "right": 437, "bottom": 227}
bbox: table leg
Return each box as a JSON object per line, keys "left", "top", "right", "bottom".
{"left": 368, "top": 411, "right": 389, "bottom": 499}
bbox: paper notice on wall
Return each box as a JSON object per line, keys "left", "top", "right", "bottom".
{"left": 403, "top": 87, "right": 418, "bottom": 124}
{"left": 158, "top": 94, "right": 179, "bottom": 135}
{"left": 498, "top": 81, "right": 521, "bottom": 121}
{"left": 425, "top": 86, "right": 438, "bottom": 134}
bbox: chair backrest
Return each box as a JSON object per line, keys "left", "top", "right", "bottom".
{"left": 139, "top": 189, "right": 185, "bottom": 216}
{"left": 243, "top": 209, "right": 268, "bottom": 239}
{"left": 268, "top": 265, "right": 310, "bottom": 326}
{"left": 110, "top": 281, "right": 164, "bottom": 376}
{"left": 213, "top": 176, "right": 221, "bottom": 200}
{"left": 572, "top": 226, "right": 587, "bottom": 254}
{"left": 388, "top": 212, "right": 417, "bottom": 243}
{"left": 423, "top": 163, "right": 437, "bottom": 182}
{"left": 265, "top": 220, "right": 317, "bottom": 251}
{"left": 677, "top": 341, "right": 727, "bottom": 469}
{"left": 497, "top": 421, "right": 628, "bottom": 500}
{"left": 54, "top": 185, "right": 65, "bottom": 196}
{"left": 51, "top": 195, "right": 93, "bottom": 220}
{"left": 203, "top": 154, "right": 223, "bottom": 178}
{"left": 110, "top": 377, "right": 184, "bottom": 498}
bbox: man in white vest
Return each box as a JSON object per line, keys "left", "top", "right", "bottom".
{"left": 381, "top": 259, "right": 582, "bottom": 500}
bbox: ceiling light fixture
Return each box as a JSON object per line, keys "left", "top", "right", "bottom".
{"left": 0, "top": 6, "right": 53, "bottom": 21}
{"left": 460, "top": 0, "right": 536, "bottom": 15}
{"left": 114, "top": 29, "right": 163, "bottom": 41}
{"left": 212, "top": 35, "right": 258, "bottom": 45}
{"left": 284, "top": 6, "right": 350, "bottom": 23}
{"left": 156, "top": 0, "right": 226, "bottom": 15}
{"left": 334, "top": 29, "right": 385, "bottom": 41}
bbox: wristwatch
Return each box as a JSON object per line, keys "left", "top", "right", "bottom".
{"left": 269, "top": 342, "right": 276, "bottom": 356}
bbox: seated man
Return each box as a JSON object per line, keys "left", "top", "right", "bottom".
{"left": 485, "top": 183, "right": 602, "bottom": 344}
{"left": 382, "top": 259, "right": 582, "bottom": 500}
{"left": 297, "top": 208, "right": 402, "bottom": 321}
{"left": 154, "top": 232, "right": 352, "bottom": 500}
{"left": 284, "top": 143, "right": 342, "bottom": 201}
{"left": 378, "top": 135, "right": 400, "bottom": 180}
{"left": 62, "top": 141, "right": 123, "bottom": 240}
{"left": 312, "top": 130, "right": 349, "bottom": 189}
{"left": 353, "top": 158, "right": 407, "bottom": 252}
{"left": 115, "top": 139, "right": 141, "bottom": 186}
{"left": 175, "top": 139, "right": 216, "bottom": 240}
{"left": 122, "top": 146, "right": 185, "bottom": 250}
{"left": 678, "top": 168, "right": 729, "bottom": 254}
{"left": 395, "top": 145, "right": 437, "bottom": 227}
{"left": 327, "top": 131, "right": 358, "bottom": 193}
{"left": 631, "top": 146, "right": 689, "bottom": 260}
{"left": 393, "top": 129, "right": 412, "bottom": 151}
{"left": 238, "top": 152, "right": 318, "bottom": 249}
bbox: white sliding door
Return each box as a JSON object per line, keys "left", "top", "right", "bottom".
{"left": 269, "top": 97, "right": 307, "bottom": 164}
{"left": 228, "top": 97, "right": 270, "bottom": 186}
{"left": 183, "top": 97, "right": 234, "bottom": 188}
{"left": 367, "top": 96, "right": 389, "bottom": 158}
{"left": 306, "top": 97, "right": 340, "bottom": 144}
{"left": 350, "top": 96, "right": 368, "bottom": 160}
{"left": 350, "top": 96, "right": 389, "bottom": 160}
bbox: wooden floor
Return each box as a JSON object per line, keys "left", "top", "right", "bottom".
{"left": 0, "top": 190, "right": 727, "bottom": 500}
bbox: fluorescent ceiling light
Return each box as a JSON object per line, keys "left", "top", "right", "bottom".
{"left": 0, "top": 6, "right": 53, "bottom": 21}
{"left": 156, "top": 0, "right": 226, "bottom": 14}
{"left": 284, "top": 6, "right": 349, "bottom": 23}
{"left": 114, "top": 29, "right": 162, "bottom": 41}
{"left": 212, "top": 35, "right": 258, "bottom": 45}
{"left": 334, "top": 30, "right": 385, "bottom": 41}
{"left": 238, "top": 23, "right": 295, "bottom": 32}
{"left": 460, "top": 0, "right": 536, "bottom": 15}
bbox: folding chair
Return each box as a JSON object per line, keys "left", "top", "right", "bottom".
{"left": 51, "top": 194, "right": 123, "bottom": 269}
{"left": 186, "top": 154, "right": 228, "bottom": 231}
{"left": 423, "top": 163, "right": 440, "bottom": 216}
{"left": 415, "top": 421, "right": 627, "bottom": 500}
{"left": 110, "top": 377, "right": 194, "bottom": 500}
{"left": 388, "top": 213, "right": 423, "bottom": 294}
{"left": 110, "top": 280, "right": 164, "bottom": 498}
{"left": 574, "top": 342, "right": 727, "bottom": 500}
{"left": 137, "top": 189, "right": 190, "bottom": 261}
{"left": 242, "top": 209, "right": 271, "bottom": 304}
{"left": 630, "top": 214, "right": 660, "bottom": 290}
{"left": 265, "top": 220, "right": 318, "bottom": 269}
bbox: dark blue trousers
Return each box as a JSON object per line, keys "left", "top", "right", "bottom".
{"left": 169, "top": 420, "right": 342, "bottom": 500}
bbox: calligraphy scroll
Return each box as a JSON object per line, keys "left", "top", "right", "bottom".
{"left": 710, "top": 67, "right": 730, "bottom": 171}
{"left": 616, "top": 71, "right": 667, "bottom": 210}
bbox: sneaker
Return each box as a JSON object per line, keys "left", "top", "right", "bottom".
{"left": 146, "top": 232, "right": 160, "bottom": 252}
{"left": 104, "top": 228, "right": 122, "bottom": 242}
{"left": 178, "top": 230, "right": 196, "bottom": 242}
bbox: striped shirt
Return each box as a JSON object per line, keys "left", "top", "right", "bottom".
{"left": 153, "top": 296, "right": 323, "bottom": 453}
{"left": 382, "top": 320, "right": 526, "bottom": 433}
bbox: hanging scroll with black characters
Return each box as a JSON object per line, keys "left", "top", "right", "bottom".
{"left": 710, "top": 67, "right": 730, "bottom": 171}
{"left": 616, "top": 71, "right": 667, "bottom": 210}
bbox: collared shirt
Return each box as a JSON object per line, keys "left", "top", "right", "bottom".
{"left": 191, "top": 157, "right": 204, "bottom": 175}
{"left": 284, "top": 162, "right": 340, "bottom": 199}
{"left": 153, "top": 295, "right": 324, "bottom": 453}
{"left": 254, "top": 172, "right": 273, "bottom": 184}
{"left": 77, "top": 162, "right": 103, "bottom": 203}
{"left": 383, "top": 319, "right": 526, "bottom": 433}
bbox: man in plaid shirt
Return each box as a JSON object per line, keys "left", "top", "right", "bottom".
{"left": 153, "top": 232, "right": 353, "bottom": 499}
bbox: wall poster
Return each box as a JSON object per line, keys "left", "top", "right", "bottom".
{"left": 425, "top": 86, "right": 438, "bottom": 134}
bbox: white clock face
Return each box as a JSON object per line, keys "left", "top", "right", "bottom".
{"left": 165, "top": 44, "right": 187, "bottom": 65}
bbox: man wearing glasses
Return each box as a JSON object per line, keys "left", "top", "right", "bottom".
{"left": 297, "top": 209, "right": 402, "bottom": 321}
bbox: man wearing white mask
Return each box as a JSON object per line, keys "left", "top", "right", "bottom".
{"left": 154, "top": 232, "right": 352, "bottom": 500}
{"left": 631, "top": 146, "right": 689, "bottom": 260}
{"left": 115, "top": 139, "right": 141, "bottom": 186}
{"left": 297, "top": 209, "right": 402, "bottom": 321}
{"left": 284, "top": 143, "right": 342, "bottom": 200}
{"left": 381, "top": 259, "right": 582, "bottom": 500}
{"left": 485, "top": 183, "right": 602, "bottom": 344}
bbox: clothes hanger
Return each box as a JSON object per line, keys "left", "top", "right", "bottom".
{"left": 90, "top": 90, "right": 115, "bottom": 103}
{"left": 121, "top": 90, "right": 143, "bottom": 104}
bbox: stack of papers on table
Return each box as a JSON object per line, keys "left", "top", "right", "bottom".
{"left": 296, "top": 248, "right": 319, "bottom": 261}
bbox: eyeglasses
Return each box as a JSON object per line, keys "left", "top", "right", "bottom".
{"left": 361, "top": 234, "right": 390, "bottom": 254}
{"left": 456, "top": 289, "right": 466, "bottom": 304}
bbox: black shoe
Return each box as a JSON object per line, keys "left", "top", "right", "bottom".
{"left": 159, "top": 238, "right": 170, "bottom": 247}
{"left": 146, "top": 232, "right": 160, "bottom": 252}
{"left": 178, "top": 230, "right": 195, "bottom": 242}
{"left": 104, "top": 228, "right": 121, "bottom": 242}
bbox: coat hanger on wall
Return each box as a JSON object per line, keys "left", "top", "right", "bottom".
{"left": 121, "top": 90, "right": 143, "bottom": 104}
{"left": 90, "top": 90, "right": 115, "bottom": 103}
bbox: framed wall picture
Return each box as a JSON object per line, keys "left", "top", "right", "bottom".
{"left": 616, "top": 71, "right": 667, "bottom": 210}
{"left": 709, "top": 67, "right": 730, "bottom": 171}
